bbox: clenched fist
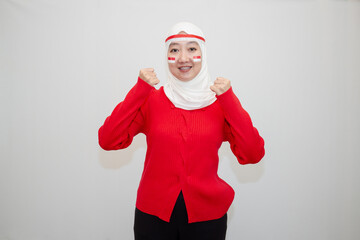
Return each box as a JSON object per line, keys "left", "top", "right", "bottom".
{"left": 139, "top": 68, "right": 160, "bottom": 86}
{"left": 210, "top": 77, "right": 231, "bottom": 96}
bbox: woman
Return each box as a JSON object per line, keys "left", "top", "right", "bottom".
{"left": 98, "top": 22, "right": 265, "bottom": 240}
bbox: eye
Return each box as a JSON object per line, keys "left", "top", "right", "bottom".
{"left": 189, "top": 47, "right": 197, "bottom": 52}
{"left": 170, "top": 49, "right": 179, "bottom": 53}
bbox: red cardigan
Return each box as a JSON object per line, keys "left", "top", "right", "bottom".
{"left": 98, "top": 77, "right": 265, "bottom": 223}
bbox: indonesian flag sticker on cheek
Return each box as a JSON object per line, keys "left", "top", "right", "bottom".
{"left": 193, "top": 56, "right": 201, "bottom": 62}
{"left": 168, "top": 57, "right": 175, "bottom": 63}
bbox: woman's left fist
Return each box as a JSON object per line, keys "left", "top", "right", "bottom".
{"left": 210, "top": 77, "right": 231, "bottom": 96}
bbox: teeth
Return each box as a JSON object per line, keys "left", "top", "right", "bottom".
{"left": 179, "top": 67, "right": 191, "bottom": 70}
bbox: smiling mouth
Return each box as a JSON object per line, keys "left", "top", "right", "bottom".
{"left": 178, "top": 66, "right": 192, "bottom": 72}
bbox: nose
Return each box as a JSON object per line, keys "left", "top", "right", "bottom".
{"left": 178, "top": 51, "right": 190, "bottom": 63}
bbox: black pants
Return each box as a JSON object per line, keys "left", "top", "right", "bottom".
{"left": 134, "top": 192, "right": 227, "bottom": 240}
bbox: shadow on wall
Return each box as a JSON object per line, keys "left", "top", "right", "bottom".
{"left": 230, "top": 158, "right": 265, "bottom": 183}
{"left": 218, "top": 142, "right": 265, "bottom": 223}
{"left": 219, "top": 142, "right": 265, "bottom": 184}
{"left": 97, "top": 134, "right": 147, "bottom": 169}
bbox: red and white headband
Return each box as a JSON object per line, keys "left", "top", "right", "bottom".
{"left": 165, "top": 34, "right": 205, "bottom": 43}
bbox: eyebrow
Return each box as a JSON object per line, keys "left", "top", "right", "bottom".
{"left": 169, "top": 41, "right": 198, "bottom": 47}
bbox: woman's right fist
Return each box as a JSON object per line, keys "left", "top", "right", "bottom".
{"left": 139, "top": 68, "right": 160, "bottom": 86}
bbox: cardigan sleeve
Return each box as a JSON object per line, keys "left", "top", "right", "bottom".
{"left": 216, "top": 87, "right": 265, "bottom": 164}
{"left": 98, "top": 77, "right": 154, "bottom": 151}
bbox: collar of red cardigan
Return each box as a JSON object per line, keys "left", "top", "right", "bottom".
{"left": 165, "top": 34, "right": 205, "bottom": 43}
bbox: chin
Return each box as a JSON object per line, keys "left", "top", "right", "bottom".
{"left": 176, "top": 73, "right": 195, "bottom": 82}
{"left": 177, "top": 75, "right": 193, "bottom": 82}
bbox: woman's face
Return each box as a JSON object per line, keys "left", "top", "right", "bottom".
{"left": 167, "top": 41, "right": 202, "bottom": 82}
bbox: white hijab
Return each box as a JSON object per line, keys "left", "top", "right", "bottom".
{"left": 163, "top": 22, "right": 216, "bottom": 110}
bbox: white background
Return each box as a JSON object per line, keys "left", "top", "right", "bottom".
{"left": 1, "top": 0, "right": 359, "bottom": 239}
